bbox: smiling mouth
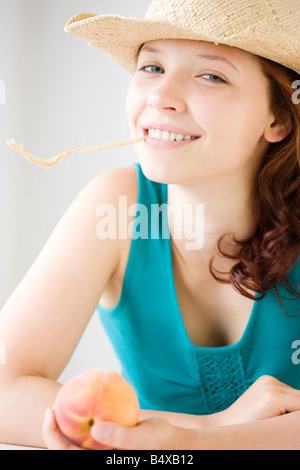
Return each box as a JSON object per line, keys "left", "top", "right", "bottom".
{"left": 146, "top": 128, "right": 200, "bottom": 142}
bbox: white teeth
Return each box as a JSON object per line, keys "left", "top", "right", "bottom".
{"left": 148, "top": 128, "right": 197, "bottom": 142}
{"left": 162, "top": 131, "right": 169, "bottom": 141}
{"left": 154, "top": 129, "right": 162, "bottom": 140}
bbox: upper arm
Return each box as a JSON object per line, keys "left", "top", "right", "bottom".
{"left": 0, "top": 166, "right": 137, "bottom": 382}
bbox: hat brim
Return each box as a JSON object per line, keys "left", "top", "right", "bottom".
{"left": 65, "top": 13, "right": 300, "bottom": 75}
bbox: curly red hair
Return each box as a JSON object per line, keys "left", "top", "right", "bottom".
{"left": 210, "top": 59, "right": 300, "bottom": 312}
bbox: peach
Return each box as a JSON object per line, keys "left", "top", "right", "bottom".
{"left": 53, "top": 369, "right": 140, "bottom": 450}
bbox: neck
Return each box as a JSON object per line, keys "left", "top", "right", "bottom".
{"left": 167, "top": 173, "right": 257, "bottom": 270}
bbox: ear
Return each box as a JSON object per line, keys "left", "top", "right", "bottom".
{"left": 264, "top": 115, "right": 293, "bottom": 143}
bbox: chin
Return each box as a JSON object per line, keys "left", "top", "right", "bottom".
{"left": 138, "top": 155, "right": 186, "bottom": 185}
{"left": 139, "top": 160, "right": 176, "bottom": 184}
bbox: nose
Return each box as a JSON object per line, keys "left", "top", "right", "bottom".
{"left": 147, "top": 74, "right": 187, "bottom": 113}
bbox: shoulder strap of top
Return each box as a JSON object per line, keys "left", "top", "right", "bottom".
{"left": 133, "top": 163, "right": 169, "bottom": 239}
{"left": 134, "top": 162, "right": 167, "bottom": 207}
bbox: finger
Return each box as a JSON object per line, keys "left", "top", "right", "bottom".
{"left": 91, "top": 418, "right": 175, "bottom": 450}
{"left": 271, "top": 381, "right": 300, "bottom": 407}
{"left": 42, "top": 408, "right": 82, "bottom": 450}
{"left": 91, "top": 422, "right": 142, "bottom": 450}
{"left": 280, "top": 389, "right": 300, "bottom": 414}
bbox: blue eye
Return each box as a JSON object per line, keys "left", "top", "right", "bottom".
{"left": 141, "top": 65, "right": 165, "bottom": 74}
{"left": 201, "top": 74, "right": 226, "bottom": 83}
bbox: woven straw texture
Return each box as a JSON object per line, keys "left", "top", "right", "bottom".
{"left": 65, "top": 0, "right": 300, "bottom": 74}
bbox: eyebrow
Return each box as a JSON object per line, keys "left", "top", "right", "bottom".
{"left": 138, "top": 45, "right": 238, "bottom": 72}
{"left": 138, "top": 44, "right": 162, "bottom": 55}
{"left": 195, "top": 54, "right": 239, "bottom": 71}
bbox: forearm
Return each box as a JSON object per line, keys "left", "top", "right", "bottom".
{"left": 0, "top": 375, "right": 61, "bottom": 448}
{"left": 139, "top": 409, "right": 219, "bottom": 429}
{"left": 187, "top": 411, "right": 300, "bottom": 450}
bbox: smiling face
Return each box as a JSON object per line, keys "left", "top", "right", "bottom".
{"left": 126, "top": 39, "right": 279, "bottom": 185}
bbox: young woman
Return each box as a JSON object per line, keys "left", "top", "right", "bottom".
{"left": 1, "top": 0, "right": 300, "bottom": 450}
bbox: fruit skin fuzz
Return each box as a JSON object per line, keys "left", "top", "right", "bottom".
{"left": 53, "top": 369, "right": 140, "bottom": 450}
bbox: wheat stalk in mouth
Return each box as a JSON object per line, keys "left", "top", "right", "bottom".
{"left": 6, "top": 136, "right": 148, "bottom": 168}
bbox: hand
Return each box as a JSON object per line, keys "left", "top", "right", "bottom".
{"left": 91, "top": 418, "right": 193, "bottom": 450}
{"left": 42, "top": 409, "right": 84, "bottom": 450}
{"left": 218, "top": 375, "right": 300, "bottom": 426}
{"left": 42, "top": 409, "right": 115, "bottom": 450}
{"left": 42, "top": 408, "right": 192, "bottom": 450}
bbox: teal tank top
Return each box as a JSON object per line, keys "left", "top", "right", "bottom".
{"left": 97, "top": 163, "right": 300, "bottom": 415}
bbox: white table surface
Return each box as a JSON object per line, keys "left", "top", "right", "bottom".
{"left": 0, "top": 443, "right": 43, "bottom": 450}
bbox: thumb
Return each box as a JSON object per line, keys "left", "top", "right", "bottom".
{"left": 91, "top": 420, "right": 160, "bottom": 450}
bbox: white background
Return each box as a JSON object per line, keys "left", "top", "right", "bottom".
{"left": 0, "top": 0, "right": 150, "bottom": 383}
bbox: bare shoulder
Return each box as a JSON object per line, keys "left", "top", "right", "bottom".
{"left": 87, "top": 165, "right": 139, "bottom": 309}
{"left": 55, "top": 164, "right": 139, "bottom": 280}
{"left": 79, "top": 165, "right": 138, "bottom": 249}
{"left": 65, "top": 164, "right": 138, "bottom": 252}
{"left": 80, "top": 165, "right": 138, "bottom": 207}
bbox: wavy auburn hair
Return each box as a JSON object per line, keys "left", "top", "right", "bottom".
{"left": 210, "top": 59, "right": 300, "bottom": 311}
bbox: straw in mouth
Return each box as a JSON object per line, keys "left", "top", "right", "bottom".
{"left": 6, "top": 136, "right": 148, "bottom": 168}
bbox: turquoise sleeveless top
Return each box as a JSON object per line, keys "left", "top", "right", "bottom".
{"left": 97, "top": 163, "right": 300, "bottom": 415}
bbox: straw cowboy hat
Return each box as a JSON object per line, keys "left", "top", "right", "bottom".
{"left": 65, "top": 0, "right": 300, "bottom": 75}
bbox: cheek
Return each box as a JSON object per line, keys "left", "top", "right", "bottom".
{"left": 197, "top": 94, "right": 270, "bottom": 144}
{"left": 125, "top": 84, "right": 135, "bottom": 129}
{"left": 191, "top": 93, "right": 271, "bottom": 173}
{"left": 126, "top": 79, "right": 145, "bottom": 130}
